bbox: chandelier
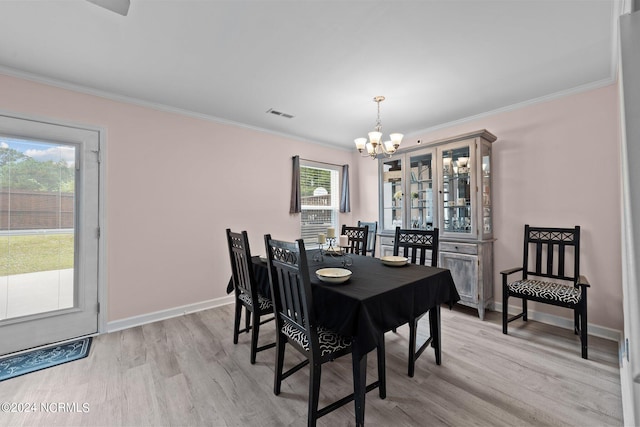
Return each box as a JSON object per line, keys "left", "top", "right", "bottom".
{"left": 354, "top": 96, "right": 403, "bottom": 159}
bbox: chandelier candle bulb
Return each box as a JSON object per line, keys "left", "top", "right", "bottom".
{"left": 390, "top": 133, "right": 403, "bottom": 149}
{"left": 368, "top": 131, "right": 382, "bottom": 146}
{"left": 327, "top": 227, "right": 336, "bottom": 238}
{"left": 383, "top": 141, "right": 395, "bottom": 153}
{"left": 339, "top": 235, "right": 349, "bottom": 248}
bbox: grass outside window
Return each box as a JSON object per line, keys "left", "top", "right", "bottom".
{"left": 0, "top": 234, "right": 74, "bottom": 276}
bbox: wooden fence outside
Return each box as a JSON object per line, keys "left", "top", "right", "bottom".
{"left": 0, "top": 190, "right": 74, "bottom": 230}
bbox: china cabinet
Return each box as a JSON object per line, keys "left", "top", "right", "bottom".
{"left": 378, "top": 129, "right": 496, "bottom": 319}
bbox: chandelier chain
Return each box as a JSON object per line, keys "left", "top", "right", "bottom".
{"left": 375, "top": 98, "right": 382, "bottom": 132}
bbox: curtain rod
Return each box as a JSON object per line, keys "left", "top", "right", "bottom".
{"left": 299, "top": 157, "right": 345, "bottom": 168}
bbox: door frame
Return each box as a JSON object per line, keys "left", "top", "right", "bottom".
{"left": 0, "top": 109, "right": 107, "bottom": 344}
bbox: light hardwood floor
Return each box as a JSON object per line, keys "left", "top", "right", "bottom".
{"left": 0, "top": 304, "right": 622, "bottom": 426}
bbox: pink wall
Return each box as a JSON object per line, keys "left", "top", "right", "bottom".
{"left": 0, "top": 73, "right": 355, "bottom": 321}
{"left": 1, "top": 73, "right": 623, "bottom": 331}
{"left": 355, "top": 84, "right": 623, "bottom": 331}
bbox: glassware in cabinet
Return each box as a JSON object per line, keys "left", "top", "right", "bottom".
{"left": 481, "top": 142, "right": 492, "bottom": 236}
{"left": 380, "top": 158, "right": 403, "bottom": 232}
{"left": 408, "top": 151, "right": 434, "bottom": 230}
{"left": 441, "top": 145, "right": 472, "bottom": 236}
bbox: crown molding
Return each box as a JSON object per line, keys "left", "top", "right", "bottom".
{"left": 0, "top": 65, "right": 351, "bottom": 152}
{"left": 406, "top": 76, "right": 617, "bottom": 140}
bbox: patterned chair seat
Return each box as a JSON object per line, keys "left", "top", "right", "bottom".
{"left": 238, "top": 292, "right": 273, "bottom": 311}
{"left": 507, "top": 279, "right": 581, "bottom": 304}
{"left": 281, "top": 322, "right": 351, "bottom": 357}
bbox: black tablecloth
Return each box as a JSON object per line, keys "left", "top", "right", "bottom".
{"left": 228, "top": 251, "right": 459, "bottom": 354}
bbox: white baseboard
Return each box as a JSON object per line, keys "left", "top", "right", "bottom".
{"left": 106, "top": 295, "right": 234, "bottom": 333}
{"left": 493, "top": 302, "right": 622, "bottom": 343}
{"left": 105, "top": 298, "right": 622, "bottom": 342}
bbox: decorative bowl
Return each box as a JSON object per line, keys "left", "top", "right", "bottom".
{"left": 380, "top": 256, "right": 409, "bottom": 267}
{"left": 316, "top": 268, "right": 352, "bottom": 284}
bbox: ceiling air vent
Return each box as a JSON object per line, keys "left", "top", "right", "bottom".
{"left": 266, "top": 108, "right": 295, "bottom": 119}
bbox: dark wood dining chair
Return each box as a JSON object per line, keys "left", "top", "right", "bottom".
{"left": 340, "top": 224, "right": 368, "bottom": 255}
{"left": 264, "top": 235, "right": 386, "bottom": 427}
{"left": 501, "top": 225, "right": 590, "bottom": 358}
{"left": 226, "top": 229, "right": 275, "bottom": 364}
{"left": 392, "top": 226, "right": 440, "bottom": 377}
{"left": 357, "top": 220, "right": 378, "bottom": 257}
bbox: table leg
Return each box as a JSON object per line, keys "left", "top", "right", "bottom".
{"left": 351, "top": 342, "right": 367, "bottom": 427}
{"left": 429, "top": 304, "right": 442, "bottom": 365}
{"left": 377, "top": 334, "right": 386, "bottom": 399}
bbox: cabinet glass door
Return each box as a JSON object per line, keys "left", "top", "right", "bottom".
{"left": 408, "top": 151, "right": 434, "bottom": 230}
{"left": 442, "top": 145, "right": 472, "bottom": 235}
{"left": 481, "top": 143, "right": 492, "bottom": 236}
{"left": 381, "top": 158, "right": 403, "bottom": 232}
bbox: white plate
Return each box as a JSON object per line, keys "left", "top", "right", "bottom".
{"left": 380, "top": 256, "right": 409, "bottom": 267}
{"left": 316, "top": 268, "right": 352, "bottom": 284}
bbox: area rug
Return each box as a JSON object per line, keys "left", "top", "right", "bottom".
{"left": 0, "top": 337, "right": 92, "bottom": 381}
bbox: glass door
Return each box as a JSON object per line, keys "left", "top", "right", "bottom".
{"left": 380, "top": 158, "right": 403, "bottom": 232}
{"left": 0, "top": 139, "right": 76, "bottom": 318}
{"left": 0, "top": 115, "right": 100, "bottom": 355}
{"left": 408, "top": 150, "right": 435, "bottom": 230}
{"left": 481, "top": 142, "right": 492, "bottom": 238}
{"left": 440, "top": 142, "right": 474, "bottom": 237}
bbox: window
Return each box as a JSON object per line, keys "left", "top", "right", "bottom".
{"left": 300, "top": 162, "right": 340, "bottom": 244}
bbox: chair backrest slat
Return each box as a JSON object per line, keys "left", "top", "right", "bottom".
{"left": 392, "top": 227, "right": 439, "bottom": 267}
{"left": 341, "top": 225, "right": 369, "bottom": 255}
{"left": 523, "top": 224, "right": 580, "bottom": 282}
{"left": 357, "top": 220, "right": 378, "bottom": 257}
{"left": 227, "top": 229, "right": 258, "bottom": 298}
{"left": 278, "top": 267, "right": 297, "bottom": 323}
{"left": 558, "top": 242, "right": 566, "bottom": 277}
{"left": 546, "top": 241, "right": 554, "bottom": 275}
{"left": 265, "top": 235, "right": 319, "bottom": 355}
{"left": 289, "top": 269, "right": 305, "bottom": 327}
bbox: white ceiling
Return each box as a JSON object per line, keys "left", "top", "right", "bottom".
{"left": 0, "top": 0, "right": 622, "bottom": 149}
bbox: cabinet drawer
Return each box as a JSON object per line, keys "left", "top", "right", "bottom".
{"left": 380, "top": 236, "right": 395, "bottom": 246}
{"left": 440, "top": 242, "right": 478, "bottom": 255}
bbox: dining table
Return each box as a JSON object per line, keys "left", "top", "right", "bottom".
{"left": 227, "top": 249, "right": 459, "bottom": 426}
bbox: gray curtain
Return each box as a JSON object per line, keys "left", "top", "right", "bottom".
{"left": 290, "top": 155, "right": 301, "bottom": 214}
{"left": 340, "top": 164, "right": 350, "bottom": 213}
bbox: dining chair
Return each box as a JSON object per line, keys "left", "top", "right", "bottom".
{"left": 392, "top": 226, "right": 440, "bottom": 377}
{"left": 226, "top": 229, "right": 275, "bottom": 364}
{"left": 340, "top": 224, "right": 368, "bottom": 255}
{"left": 264, "top": 234, "right": 386, "bottom": 427}
{"left": 357, "top": 220, "right": 378, "bottom": 257}
{"left": 501, "top": 225, "right": 590, "bottom": 358}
